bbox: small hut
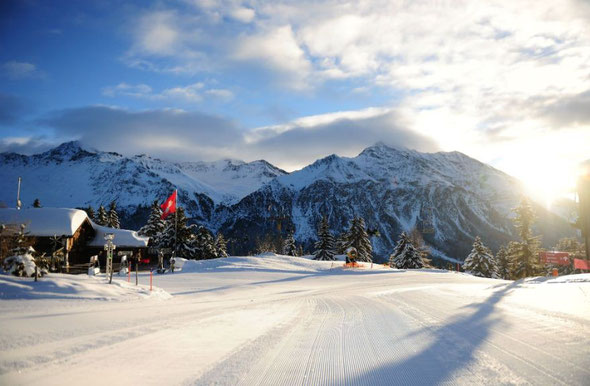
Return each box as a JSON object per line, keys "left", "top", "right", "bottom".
{"left": 0, "top": 208, "right": 94, "bottom": 268}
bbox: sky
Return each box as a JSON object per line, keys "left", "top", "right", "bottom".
{"left": 1, "top": 0, "right": 589, "bottom": 205}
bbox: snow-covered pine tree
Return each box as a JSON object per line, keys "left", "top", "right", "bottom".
{"left": 313, "top": 216, "right": 336, "bottom": 261}
{"left": 33, "top": 198, "right": 41, "bottom": 208}
{"left": 215, "top": 233, "right": 228, "bottom": 258}
{"left": 495, "top": 245, "right": 510, "bottom": 279}
{"left": 335, "top": 231, "right": 350, "bottom": 254}
{"left": 96, "top": 205, "right": 108, "bottom": 226}
{"left": 158, "top": 207, "right": 196, "bottom": 259}
{"left": 463, "top": 236, "right": 496, "bottom": 278}
{"left": 194, "top": 226, "right": 217, "bottom": 260}
{"left": 509, "top": 198, "right": 542, "bottom": 279}
{"left": 389, "top": 232, "right": 411, "bottom": 268}
{"left": 343, "top": 217, "right": 373, "bottom": 262}
{"left": 138, "top": 200, "right": 165, "bottom": 239}
{"left": 2, "top": 225, "right": 42, "bottom": 277}
{"left": 395, "top": 241, "right": 424, "bottom": 269}
{"left": 390, "top": 232, "right": 424, "bottom": 269}
{"left": 85, "top": 206, "right": 96, "bottom": 222}
{"left": 409, "top": 227, "right": 431, "bottom": 267}
{"left": 107, "top": 201, "right": 120, "bottom": 229}
{"left": 282, "top": 231, "right": 297, "bottom": 256}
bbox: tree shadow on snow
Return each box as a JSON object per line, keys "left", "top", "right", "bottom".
{"left": 348, "top": 280, "right": 521, "bottom": 385}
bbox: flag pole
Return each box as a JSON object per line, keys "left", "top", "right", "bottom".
{"left": 174, "top": 189, "right": 178, "bottom": 259}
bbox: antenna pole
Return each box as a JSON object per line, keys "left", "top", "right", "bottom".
{"left": 16, "top": 177, "right": 22, "bottom": 210}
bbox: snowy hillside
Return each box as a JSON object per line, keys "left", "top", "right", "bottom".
{"left": 1, "top": 254, "right": 589, "bottom": 385}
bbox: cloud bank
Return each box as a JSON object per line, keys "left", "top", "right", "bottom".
{"left": 32, "top": 105, "right": 438, "bottom": 170}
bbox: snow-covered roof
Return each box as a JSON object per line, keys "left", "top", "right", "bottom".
{"left": 88, "top": 222, "right": 149, "bottom": 248}
{"left": 0, "top": 208, "right": 89, "bottom": 237}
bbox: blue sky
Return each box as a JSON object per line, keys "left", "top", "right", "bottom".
{"left": 1, "top": 0, "right": 590, "bottom": 203}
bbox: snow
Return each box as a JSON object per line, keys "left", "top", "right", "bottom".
{"left": 88, "top": 222, "right": 149, "bottom": 248}
{"left": 1, "top": 255, "right": 589, "bottom": 385}
{"left": 0, "top": 208, "right": 88, "bottom": 237}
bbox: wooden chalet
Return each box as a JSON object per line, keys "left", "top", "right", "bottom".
{"left": 0, "top": 208, "right": 149, "bottom": 272}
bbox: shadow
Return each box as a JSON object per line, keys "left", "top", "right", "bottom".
{"left": 349, "top": 281, "right": 521, "bottom": 385}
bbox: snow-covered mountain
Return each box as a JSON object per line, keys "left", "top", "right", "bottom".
{"left": 0, "top": 141, "right": 574, "bottom": 262}
{"left": 0, "top": 141, "right": 286, "bottom": 224}
{"left": 214, "top": 143, "right": 574, "bottom": 261}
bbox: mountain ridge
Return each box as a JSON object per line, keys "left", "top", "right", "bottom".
{"left": 0, "top": 141, "right": 576, "bottom": 262}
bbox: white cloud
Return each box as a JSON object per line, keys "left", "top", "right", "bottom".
{"left": 205, "top": 88, "right": 234, "bottom": 101}
{"left": 229, "top": 7, "right": 255, "bottom": 23}
{"left": 1, "top": 61, "right": 43, "bottom": 79}
{"left": 102, "top": 83, "right": 153, "bottom": 98}
{"left": 133, "top": 11, "right": 180, "bottom": 56}
{"left": 233, "top": 25, "right": 312, "bottom": 89}
{"left": 40, "top": 105, "right": 436, "bottom": 171}
{"left": 162, "top": 82, "right": 205, "bottom": 102}
{"left": 101, "top": 82, "right": 235, "bottom": 104}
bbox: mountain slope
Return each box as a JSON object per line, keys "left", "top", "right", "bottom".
{"left": 0, "top": 141, "right": 575, "bottom": 261}
{"left": 215, "top": 143, "right": 574, "bottom": 261}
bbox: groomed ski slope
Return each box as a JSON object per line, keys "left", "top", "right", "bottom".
{"left": 1, "top": 254, "right": 589, "bottom": 385}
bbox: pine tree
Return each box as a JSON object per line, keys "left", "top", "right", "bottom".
{"left": 107, "top": 201, "right": 120, "bottom": 229}
{"left": 158, "top": 207, "right": 196, "bottom": 258}
{"left": 495, "top": 245, "right": 510, "bottom": 279}
{"left": 282, "top": 231, "right": 297, "bottom": 256}
{"left": 85, "top": 206, "right": 96, "bottom": 222}
{"left": 409, "top": 227, "right": 431, "bottom": 267}
{"left": 215, "top": 233, "right": 228, "bottom": 258}
{"left": 389, "top": 232, "right": 411, "bottom": 268}
{"left": 138, "top": 200, "right": 165, "bottom": 239}
{"left": 335, "top": 232, "right": 350, "bottom": 254}
{"left": 509, "top": 198, "right": 542, "bottom": 279}
{"left": 342, "top": 217, "right": 373, "bottom": 262}
{"left": 463, "top": 237, "right": 496, "bottom": 278}
{"left": 194, "top": 226, "right": 216, "bottom": 260}
{"left": 390, "top": 232, "right": 424, "bottom": 269}
{"left": 96, "top": 205, "right": 108, "bottom": 226}
{"left": 313, "top": 216, "right": 336, "bottom": 261}
{"left": 33, "top": 198, "right": 41, "bottom": 208}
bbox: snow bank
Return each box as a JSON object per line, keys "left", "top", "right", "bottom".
{"left": 178, "top": 253, "right": 390, "bottom": 274}
{"left": 180, "top": 254, "right": 335, "bottom": 274}
{"left": 0, "top": 273, "right": 170, "bottom": 301}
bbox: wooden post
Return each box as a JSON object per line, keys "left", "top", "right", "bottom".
{"left": 135, "top": 258, "right": 139, "bottom": 286}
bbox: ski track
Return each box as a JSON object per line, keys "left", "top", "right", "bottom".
{"left": 193, "top": 274, "right": 590, "bottom": 385}
{"left": 2, "top": 268, "right": 589, "bottom": 385}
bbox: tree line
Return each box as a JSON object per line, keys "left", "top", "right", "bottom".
{"left": 463, "top": 198, "right": 586, "bottom": 279}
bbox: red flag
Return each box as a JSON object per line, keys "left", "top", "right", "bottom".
{"left": 161, "top": 190, "right": 177, "bottom": 220}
